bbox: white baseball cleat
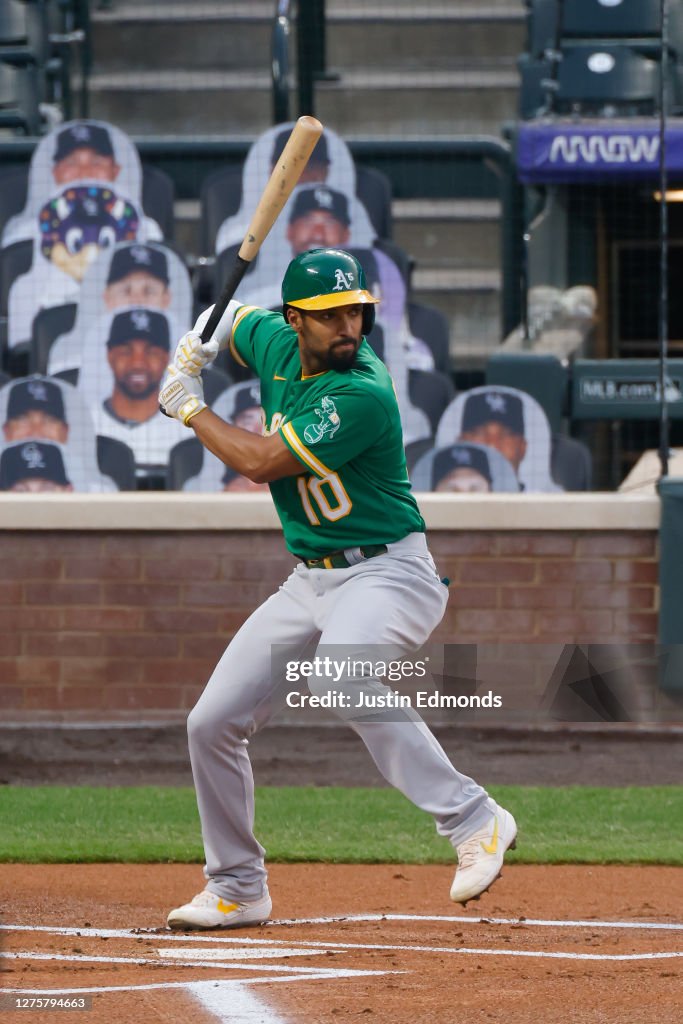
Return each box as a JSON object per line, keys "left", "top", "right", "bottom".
{"left": 450, "top": 804, "right": 517, "bottom": 905}
{"left": 167, "top": 888, "right": 272, "bottom": 930}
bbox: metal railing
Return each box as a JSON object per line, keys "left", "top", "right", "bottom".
{"left": 271, "top": 0, "right": 291, "bottom": 123}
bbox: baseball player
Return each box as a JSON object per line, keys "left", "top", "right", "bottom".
{"left": 159, "top": 248, "right": 517, "bottom": 929}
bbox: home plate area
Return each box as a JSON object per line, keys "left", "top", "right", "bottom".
{"left": 1, "top": 864, "right": 682, "bottom": 1023}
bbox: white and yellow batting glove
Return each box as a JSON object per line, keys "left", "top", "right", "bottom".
{"left": 158, "top": 365, "right": 207, "bottom": 426}
{"left": 172, "top": 299, "right": 242, "bottom": 378}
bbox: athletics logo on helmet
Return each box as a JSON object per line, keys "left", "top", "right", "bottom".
{"left": 333, "top": 268, "right": 354, "bottom": 291}
{"left": 281, "top": 248, "right": 379, "bottom": 335}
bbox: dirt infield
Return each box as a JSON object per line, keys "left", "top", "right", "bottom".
{"left": 1, "top": 864, "right": 682, "bottom": 1024}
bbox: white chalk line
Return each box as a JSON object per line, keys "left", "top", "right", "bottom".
{"left": 188, "top": 980, "right": 288, "bottom": 1024}
{"left": 0, "top": 972, "right": 387, "bottom": 996}
{"left": 1, "top": 951, "right": 385, "bottom": 977}
{"left": 4, "top": 913, "right": 683, "bottom": 940}
{"left": 158, "top": 946, "right": 331, "bottom": 960}
{"left": 3, "top": 944, "right": 681, "bottom": 966}
{"left": 269, "top": 913, "right": 683, "bottom": 932}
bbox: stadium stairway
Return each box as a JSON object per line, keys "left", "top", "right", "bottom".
{"left": 87, "top": 0, "right": 526, "bottom": 368}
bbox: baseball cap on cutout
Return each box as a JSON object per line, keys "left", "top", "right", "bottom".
{"left": 289, "top": 185, "right": 350, "bottom": 227}
{"left": 106, "top": 309, "right": 170, "bottom": 351}
{"left": 0, "top": 441, "right": 70, "bottom": 489}
{"left": 431, "top": 444, "right": 493, "bottom": 489}
{"left": 107, "top": 245, "right": 169, "bottom": 286}
{"left": 54, "top": 122, "right": 114, "bottom": 163}
{"left": 461, "top": 390, "right": 525, "bottom": 437}
{"left": 6, "top": 379, "right": 66, "bottom": 424}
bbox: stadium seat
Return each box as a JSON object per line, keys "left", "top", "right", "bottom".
{"left": 407, "top": 301, "right": 451, "bottom": 376}
{"left": 96, "top": 434, "right": 137, "bottom": 491}
{"left": 527, "top": 0, "right": 683, "bottom": 59}
{"left": 0, "top": 0, "right": 50, "bottom": 67}
{"left": 0, "top": 239, "right": 33, "bottom": 374}
{"left": 0, "top": 166, "right": 28, "bottom": 239}
{"left": 375, "top": 237, "right": 415, "bottom": 289}
{"left": 520, "top": 45, "right": 679, "bottom": 119}
{"left": 0, "top": 58, "right": 41, "bottom": 134}
{"left": 141, "top": 164, "right": 176, "bottom": 241}
{"left": 409, "top": 369, "right": 455, "bottom": 436}
{"left": 550, "top": 433, "right": 593, "bottom": 491}
{"left": 404, "top": 437, "right": 433, "bottom": 474}
{"left": 30, "top": 303, "right": 77, "bottom": 373}
{"left": 166, "top": 435, "right": 204, "bottom": 491}
{"left": 558, "top": 45, "right": 666, "bottom": 115}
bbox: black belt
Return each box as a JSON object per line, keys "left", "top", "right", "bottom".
{"left": 304, "top": 544, "right": 388, "bottom": 570}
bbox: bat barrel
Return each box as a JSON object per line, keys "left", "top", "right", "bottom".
{"left": 200, "top": 116, "right": 324, "bottom": 345}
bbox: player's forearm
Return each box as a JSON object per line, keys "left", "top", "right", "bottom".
{"left": 189, "top": 408, "right": 300, "bottom": 483}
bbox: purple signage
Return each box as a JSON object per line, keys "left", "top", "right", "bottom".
{"left": 516, "top": 121, "right": 683, "bottom": 183}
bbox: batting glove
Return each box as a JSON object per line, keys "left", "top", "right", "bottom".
{"left": 173, "top": 330, "right": 216, "bottom": 378}
{"left": 172, "top": 299, "right": 241, "bottom": 377}
{"left": 159, "top": 365, "right": 207, "bottom": 426}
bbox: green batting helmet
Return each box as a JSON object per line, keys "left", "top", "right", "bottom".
{"left": 281, "top": 248, "right": 379, "bottom": 335}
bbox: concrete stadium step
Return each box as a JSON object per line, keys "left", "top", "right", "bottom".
{"left": 412, "top": 267, "right": 502, "bottom": 366}
{"left": 87, "top": 70, "right": 274, "bottom": 136}
{"left": 393, "top": 199, "right": 501, "bottom": 269}
{"left": 91, "top": 4, "right": 525, "bottom": 72}
{"left": 86, "top": 67, "right": 519, "bottom": 136}
{"left": 327, "top": 8, "right": 525, "bottom": 68}
{"left": 314, "top": 68, "right": 518, "bottom": 136}
{"left": 91, "top": 4, "right": 272, "bottom": 73}
{"left": 173, "top": 197, "right": 501, "bottom": 268}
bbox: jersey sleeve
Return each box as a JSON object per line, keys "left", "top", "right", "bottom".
{"left": 280, "top": 389, "right": 389, "bottom": 478}
{"left": 230, "top": 306, "right": 287, "bottom": 377}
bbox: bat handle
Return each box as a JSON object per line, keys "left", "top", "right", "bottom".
{"left": 200, "top": 256, "right": 251, "bottom": 345}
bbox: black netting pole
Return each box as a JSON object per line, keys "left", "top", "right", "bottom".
{"left": 658, "top": 0, "right": 670, "bottom": 478}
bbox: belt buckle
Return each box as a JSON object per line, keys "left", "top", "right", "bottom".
{"left": 306, "top": 550, "right": 345, "bottom": 570}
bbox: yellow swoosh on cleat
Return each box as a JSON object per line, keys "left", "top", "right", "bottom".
{"left": 480, "top": 817, "right": 499, "bottom": 855}
{"left": 217, "top": 899, "right": 239, "bottom": 914}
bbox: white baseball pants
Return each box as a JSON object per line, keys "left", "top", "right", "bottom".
{"left": 186, "top": 533, "right": 491, "bottom": 902}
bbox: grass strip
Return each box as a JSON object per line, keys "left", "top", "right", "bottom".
{"left": 0, "top": 785, "right": 681, "bottom": 864}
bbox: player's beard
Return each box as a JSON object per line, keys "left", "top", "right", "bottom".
{"left": 324, "top": 337, "right": 358, "bottom": 372}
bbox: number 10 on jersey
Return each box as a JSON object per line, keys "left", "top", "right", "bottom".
{"left": 297, "top": 472, "right": 352, "bottom": 523}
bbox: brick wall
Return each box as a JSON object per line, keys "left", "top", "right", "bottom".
{"left": 0, "top": 527, "right": 659, "bottom": 722}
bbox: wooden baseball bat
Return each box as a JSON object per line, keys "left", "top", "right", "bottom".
{"left": 200, "top": 115, "right": 324, "bottom": 344}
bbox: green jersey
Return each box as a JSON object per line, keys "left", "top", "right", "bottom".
{"left": 230, "top": 305, "right": 425, "bottom": 560}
